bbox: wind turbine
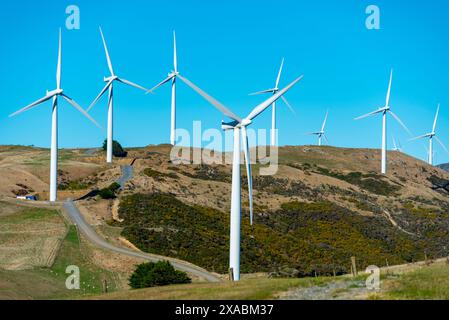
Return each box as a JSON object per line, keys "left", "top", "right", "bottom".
{"left": 354, "top": 69, "right": 410, "bottom": 174}
{"left": 410, "top": 104, "right": 449, "bottom": 165}
{"left": 392, "top": 136, "right": 402, "bottom": 152}
{"left": 175, "top": 73, "right": 304, "bottom": 281}
{"left": 147, "top": 31, "right": 179, "bottom": 146}
{"left": 9, "top": 29, "right": 100, "bottom": 202}
{"left": 249, "top": 58, "right": 296, "bottom": 146}
{"left": 87, "top": 27, "right": 148, "bottom": 163}
{"left": 307, "top": 110, "right": 329, "bottom": 146}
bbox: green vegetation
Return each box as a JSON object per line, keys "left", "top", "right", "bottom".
{"left": 98, "top": 182, "right": 121, "bottom": 199}
{"left": 117, "top": 194, "right": 424, "bottom": 276}
{"left": 59, "top": 180, "right": 92, "bottom": 191}
{"left": 0, "top": 208, "right": 120, "bottom": 299}
{"left": 384, "top": 263, "right": 449, "bottom": 300}
{"left": 143, "top": 168, "right": 179, "bottom": 181}
{"left": 102, "top": 139, "right": 127, "bottom": 158}
{"left": 48, "top": 225, "right": 119, "bottom": 296}
{"left": 181, "top": 165, "right": 230, "bottom": 183}
{"left": 314, "top": 167, "right": 401, "bottom": 196}
{"left": 129, "top": 261, "right": 191, "bottom": 289}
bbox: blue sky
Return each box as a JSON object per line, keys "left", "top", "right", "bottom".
{"left": 0, "top": 0, "right": 448, "bottom": 164}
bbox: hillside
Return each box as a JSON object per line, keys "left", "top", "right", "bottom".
{"left": 1, "top": 145, "right": 449, "bottom": 279}
{"left": 438, "top": 163, "right": 449, "bottom": 173}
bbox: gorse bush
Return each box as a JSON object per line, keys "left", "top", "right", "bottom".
{"left": 116, "top": 193, "right": 431, "bottom": 276}
{"left": 129, "top": 261, "right": 191, "bottom": 289}
{"left": 143, "top": 168, "right": 178, "bottom": 181}
{"left": 98, "top": 182, "right": 122, "bottom": 199}
{"left": 314, "top": 167, "right": 401, "bottom": 196}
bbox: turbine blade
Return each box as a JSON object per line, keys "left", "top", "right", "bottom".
{"left": 146, "top": 75, "right": 174, "bottom": 94}
{"left": 385, "top": 69, "right": 393, "bottom": 107}
{"left": 321, "top": 110, "right": 329, "bottom": 132}
{"left": 9, "top": 94, "right": 54, "bottom": 117}
{"left": 409, "top": 134, "right": 429, "bottom": 142}
{"left": 177, "top": 74, "right": 242, "bottom": 122}
{"left": 392, "top": 136, "right": 398, "bottom": 149}
{"left": 435, "top": 136, "right": 449, "bottom": 156}
{"left": 432, "top": 103, "right": 440, "bottom": 133}
{"left": 323, "top": 134, "right": 330, "bottom": 144}
{"left": 246, "top": 75, "right": 304, "bottom": 121}
{"left": 354, "top": 109, "right": 382, "bottom": 120}
{"left": 87, "top": 81, "right": 112, "bottom": 112}
{"left": 275, "top": 58, "right": 285, "bottom": 88}
{"left": 61, "top": 94, "right": 102, "bottom": 128}
{"left": 56, "top": 29, "right": 62, "bottom": 89}
{"left": 241, "top": 126, "right": 254, "bottom": 225}
{"left": 118, "top": 78, "right": 148, "bottom": 92}
{"left": 281, "top": 96, "right": 296, "bottom": 115}
{"left": 248, "top": 89, "right": 275, "bottom": 96}
{"left": 99, "top": 27, "right": 114, "bottom": 76}
{"left": 173, "top": 31, "right": 178, "bottom": 73}
{"left": 389, "top": 110, "right": 412, "bottom": 136}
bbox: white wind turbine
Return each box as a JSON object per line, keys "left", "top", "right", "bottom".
{"left": 249, "top": 58, "right": 296, "bottom": 146}
{"left": 410, "top": 104, "right": 449, "bottom": 165}
{"left": 147, "top": 31, "right": 179, "bottom": 146}
{"left": 392, "top": 136, "right": 403, "bottom": 152}
{"left": 9, "top": 29, "right": 100, "bottom": 202}
{"left": 87, "top": 27, "right": 148, "bottom": 163}
{"left": 307, "top": 110, "right": 329, "bottom": 146}
{"left": 175, "top": 73, "right": 303, "bottom": 281}
{"left": 355, "top": 69, "right": 411, "bottom": 174}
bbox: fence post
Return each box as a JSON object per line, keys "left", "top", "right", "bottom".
{"left": 229, "top": 268, "right": 234, "bottom": 282}
{"left": 351, "top": 256, "right": 358, "bottom": 277}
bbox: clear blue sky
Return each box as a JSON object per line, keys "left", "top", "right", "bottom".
{"left": 0, "top": 0, "right": 448, "bottom": 164}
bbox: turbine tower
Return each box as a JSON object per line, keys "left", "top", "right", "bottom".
{"left": 355, "top": 69, "right": 410, "bottom": 174}
{"left": 410, "top": 104, "right": 449, "bottom": 165}
{"left": 249, "top": 58, "right": 296, "bottom": 146}
{"left": 9, "top": 29, "right": 100, "bottom": 202}
{"left": 147, "top": 31, "right": 180, "bottom": 146}
{"left": 176, "top": 74, "right": 303, "bottom": 281}
{"left": 307, "top": 110, "right": 329, "bottom": 146}
{"left": 88, "top": 27, "right": 148, "bottom": 163}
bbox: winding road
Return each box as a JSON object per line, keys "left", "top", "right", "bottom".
{"left": 63, "top": 201, "right": 220, "bottom": 282}
{"left": 116, "top": 165, "right": 133, "bottom": 190}
{"left": 63, "top": 165, "right": 221, "bottom": 282}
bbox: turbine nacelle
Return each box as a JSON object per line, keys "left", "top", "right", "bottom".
{"left": 104, "top": 75, "right": 118, "bottom": 82}
{"left": 221, "top": 120, "right": 239, "bottom": 131}
{"left": 47, "top": 88, "right": 63, "bottom": 96}
{"left": 168, "top": 71, "right": 179, "bottom": 78}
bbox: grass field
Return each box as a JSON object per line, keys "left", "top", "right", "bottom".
{"left": 0, "top": 204, "right": 124, "bottom": 299}
{"left": 380, "top": 262, "right": 449, "bottom": 300}
{"left": 91, "top": 277, "right": 331, "bottom": 300}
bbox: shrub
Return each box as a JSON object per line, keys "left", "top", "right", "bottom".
{"left": 129, "top": 261, "right": 191, "bottom": 289}
{"left": 143, "top": 168, "right": 178, "bottom": 181}
{"left": 102, "top": 139, "right": 128, "bottom": 158}
{"left": 98, "top": 188, "right": 115, "bottom": 199}
{"left": 108, "top": 182, "right": 121, "bottom": 192}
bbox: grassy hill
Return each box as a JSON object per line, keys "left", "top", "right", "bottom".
{"left": 107, "top": 145, "right": 449, "bottom": 277}
{"left": 2, "top": 144, "right": 449, "bottom": 283}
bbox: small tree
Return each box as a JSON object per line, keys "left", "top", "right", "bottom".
{"left": 98, "top": 188, "right": 115, "bottom": 199}
{"left": 129, "top": 261, "right": 191, "bottom": 289}
{"left": 102, "top": 139, "right": 128, "bottom": 158}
